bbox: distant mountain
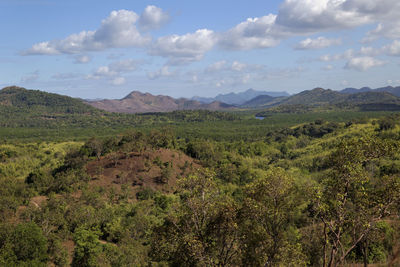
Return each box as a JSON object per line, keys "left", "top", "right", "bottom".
{"left": 192, "top": 88, "right": 290, "bottom": 105}
{"left": 340, "top": 86, "right": 400, "bottom": 97}
{"left": 273, "top": 88, "right": 400, "bottom": 109}
{"left": 255, "top": 88, "right": 400, "bottom": 114}
{"left": 240, "top": 95, "right": 286, "bottom": 108}
{"left": 340, "top": 87, "right": 372, "bottom": 94}
{"left": 86, "top": 91, "right": 235, "bottom": 113}
{"left": 278, "top": 88, "right": 345, "bottom": 106}
{"left": 0, "top": 86, "right": 97, "bottom": 114}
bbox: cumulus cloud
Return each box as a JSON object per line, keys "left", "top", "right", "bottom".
{"left": 295, "top": 37, "right": 341, "bottom": 50}
{"left": 318, "top": 49, "right": 354, "bottom": 62}
{"left": 150, "top": 29, "right": 216, "bottom": 65}
{"left": 345, "top": 56, "right": 385, "bottom": 71}
{"left": 383, "top": 40, "right": 400, "bottom": 56}
{"left": 205, "top": 60, "right": 227, "bottom": 73}
{"left": 231, "top": 61, "right": 247, "bottom": 71}
{"left": 323, "top": 64, "right": 334, "bottom": 71}
{"left": 364, "top": 22, "right": 400, "bottom": 42}
{"left": 74, "top": 55, "right": 91, "bottom": 64}
{"left": 276, "top": 0, "right": 393, "bottom": 33}
{"left": 111, "top": 77, "right": 126, "bottom": 86}
{"left": 220, "top": 0, "right": 400, "bottom": 51}
{"left": 219, "top": 14, "right": 281, "bottom": 50}
{"left": 24, "top": 9, "right": 151, "bottom": 55}
{"left": 20, "top": 70, "right": 39, "bottom": 83}
{"left": 87, "top": 59, "right": 139, "bottom": 79}
{"left": 138, "top": 5, "right": 170, "bottom": 31}
{"left": 147, "top": 66, "right": 175, "bottom": 80}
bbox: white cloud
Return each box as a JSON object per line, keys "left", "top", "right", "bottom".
{"left": 323, "top": 64, "right": 334, "bottom": 71}
{"left": 150, "top": 29, "right": 216, "bottom": 65}
{"left": 276, "top": 0, "right": 395, "bottom": 33}
{"left": 24, "top": 9, "right": 151, "bottom": 55}
{"left": 111, "top": 77, "right": 126, "bottom": 86}
{"left": 219, "top": 14, "right": 281, "bottom": 50}
{"left": 231, "top": 61, "right": 247, "bottom": 71}
{"left": 87, "top": 59, "right": 139, "bottom": 79}
{"left": 345, "top": 56, "right": 385, "bottom": 71}
{"left": 359, "top": 46, "right": 380, "bottom": 56}
{"left": 88, "top": 66, "right": 117, "bottom": 79}
{"left": 220, "top": 0, "right": 400, "bottom": 51}
{"left": 363, "top": 22, "right": 400, "bottom": 42}
{"left": 74, "top": 55, "right": 91, "bottom": 64}
{"left": 318, "top": 49, "right": 354, "bottom": 62}
{"left": 108, "top": 59, "right": 138, "bottom": 72}
{"left": 205, "top": 60, "right": 227, "bottom": 73}
{"left": 295, "top": 37, "right": 341, "bottom": 50}
{"left": 20, "top": 70, "right": 39, "bottom": 83}
{"left": 147, "top": 66, "right": 175, "bottom": 80}
{"left": 138, "top": 5, "right": 169, "bottom": 31}
{"left": 383, "top": 40, "right": 400, "bottom": 56}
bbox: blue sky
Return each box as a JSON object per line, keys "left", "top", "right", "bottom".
{"left": 1, "top": 0, "right": 400, "bottom": 99}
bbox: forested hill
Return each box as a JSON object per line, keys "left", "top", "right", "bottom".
{"left": 0, "top": 86, "right": 240, "bottom": 132}
{"left": 248, "top": 87, "right": 400, "bottom": 110}
{"left": 0, "top": 86, "right": 99, "bottom": 114}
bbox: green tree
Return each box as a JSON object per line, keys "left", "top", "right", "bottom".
{"left": 11, "top": 222, "right": 48, "bottom": 264}
{"left": 240, "top": 167, "right": 306, "bottom": 266}
{"left": 72, "top": 226, "right": 102, "bottom": 267}
{"left": 311, "top": 135, "right": 400, "bottom": 267}
{"left": 151, "top": 172, "right": 241, "bottom": 266}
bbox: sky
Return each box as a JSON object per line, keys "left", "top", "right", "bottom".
{"left": 1, "top": 0, "right": 400, "bottom": 99}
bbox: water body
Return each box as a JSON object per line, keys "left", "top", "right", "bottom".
{"left": 255, "top": 116, "right": 265, "bottom": 120}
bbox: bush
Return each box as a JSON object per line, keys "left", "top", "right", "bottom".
{"left": 11, "top": 222, "right": 48, "bottom": 263}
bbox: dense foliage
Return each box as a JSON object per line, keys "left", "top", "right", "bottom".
{"left": 0, "top": 89, "right": 400, "bottom": 266}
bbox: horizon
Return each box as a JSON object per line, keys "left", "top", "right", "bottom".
{"left": 3, "top": 84, "right": 398, "bottom": 101}
{"left": 1, "top": 0, "right": 400, "bottom": 99}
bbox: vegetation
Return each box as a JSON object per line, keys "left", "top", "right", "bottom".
{"left": 0, "top": 87, "right": 400, "bottom": 266}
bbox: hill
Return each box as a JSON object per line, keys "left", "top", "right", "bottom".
{"left": 86, "top": 91, "right": 235, "bottom": 113}
{"left": 253, "top": 88, "right": 400, "bottom": 115}
{"left": 192, "top": 88, "right": 289, "bottom": 105}
{"left": 0, "top": 86, "right": 98, "bottom": 114}
{"left": 240, "top": 94, "right": 282, "bottom": 108}
{"left": 340, "top": 86, "right": 400, "bottom": 97}
{"left": 278, "top": 88, "right": 345, "bottom": 106}
{"left": 0, "top": 87, "right": 239, "bottom": 134}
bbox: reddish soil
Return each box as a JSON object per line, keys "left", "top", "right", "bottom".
{"left": 86, "top": 148, "right": 201, "bottom": 196}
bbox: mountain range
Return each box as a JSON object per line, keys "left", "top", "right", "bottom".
{"left": 85, "top": 91, "right": 234, "bottom": 113}
{"left": 192, "top": 88, "right": 290, "bottom": 105}
{"left": 340, "top": 86, "right": 400, "bottom": 96}
{"left": 3, "top": 86, "right": 400, "bottom": 115}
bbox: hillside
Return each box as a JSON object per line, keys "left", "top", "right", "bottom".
{"left": 86, "top": 91, "right": 234, "bottom": 113}
{"left": 340, "top": 86, "right": 400, "bottom": 97}
{"left": 278, "top": 88, "right": 345, "bottom": 106}
{"left": 0, "top": 86, "right": 98, "bottom": 114}
{"left": 0, "top": 87, "right": 239, "bottom": 134}
{"left": 192, "top": 88, "right": 289, "bottom": 105}
{"left": 253, "top": 88, "right": 400, "bottom": 111}
{"left": 2, "top": 115, "right": 400, "bottom": 266}
{"left": 240, "top": 94, "right": 282, "bottom": 108}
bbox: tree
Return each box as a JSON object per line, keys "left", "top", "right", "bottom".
{"left": 311, "top": 135, "right": 400, "bottom": 267}
{"left": 151, "top": 172, "right": 241, "bottom": 266}
{"left": 11, "top": 222, "right": 48, "bottom": 264}
{"left": 240, "top": 167, "right": 306, "bottom": 266}
{"left": 72, "top": 226, "right": 102, "bottom": 267}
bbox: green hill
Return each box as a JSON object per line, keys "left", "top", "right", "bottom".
{"left": 0, "top": 86, "right": 98, "bottom": 114}
{"left": 277, "top": 88, "right": 345, "bottom": 106}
